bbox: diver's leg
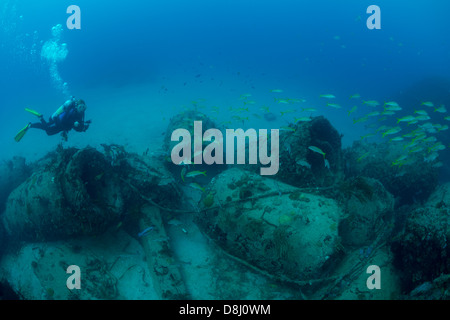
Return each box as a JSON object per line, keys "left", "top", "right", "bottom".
{"left": 29, "top": 122, "right": 46, "bottom": 130}
{"left": 44, "top": 125, "right": 62, "bottom": 136}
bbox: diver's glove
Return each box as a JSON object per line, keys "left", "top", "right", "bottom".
{"left": 83, "top": 120, "right": 92, "bottom": 131}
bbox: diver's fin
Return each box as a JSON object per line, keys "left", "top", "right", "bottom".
{"left": 14, "top": 124, "right": 31, "bottom": 142}
{"left": 25, "top": 108, "right": 42, "bottom": 118}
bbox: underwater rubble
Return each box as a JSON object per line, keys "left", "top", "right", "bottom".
{"left": 196, "top": 167, "right": 342, "bottom": 293}
{"left": 0, "top": 111, "right": 448, "bottom": 299}
{"left": 390, "top": 183, "right": 450, "bottom": 298}
{"left": 343, "top": 140, "right": 439, "bottom": 205}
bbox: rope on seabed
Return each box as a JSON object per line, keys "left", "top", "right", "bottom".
{"left": 122, "top": 177, "right": 336, "bottom": 215}
{"left": 124, "top": 178, "right": 391, "bottom": 299}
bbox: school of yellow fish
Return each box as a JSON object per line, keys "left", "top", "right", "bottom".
{"left": 176, "top": 88, "right": 448, "bottom": 190}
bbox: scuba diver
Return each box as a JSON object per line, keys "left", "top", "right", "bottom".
{"left": 14, "top": 97, "right": 91, "bottom": 142}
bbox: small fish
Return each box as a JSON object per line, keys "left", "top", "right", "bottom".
{"left": 296, "top": 159, "right": 311, "bottom": 169}
{"left": 391, "top": 155, "right": 408, "bottom": 166}
{"left": 366, "top": 111, "right": 380, "bottom": 117}
{"left": 181, "top": 167, "right": 187, "bottom": 182}
{"left": 397, "top": 115, "right": 416, "bottom": 124}
{"left": 243, "top": 100, "right": 256, "bottom": 105}
{"left": 308, "top": 146, "right": 326, "bottom": 158}
{"left": 384, "top": 101, "right": 400, "bottom": 108}
{"left": 376, "top": 125, "right": 389, "bottom": 132}
{"left": 421, "top": 101, "right": 434, "bottom": 107}
{"left": 412, "top": 133, "right": 427, "bottom": 142}
{"left": 384, "top": 105, "right": 402, "bottom": 111}
{"left": 360, "top": 133, "right": 376, "bottom": 140}
{"left": 363, "top": 100, "right": 380, "bottom": 107}
{"left": 233, "top": 107, "right": 249, "bottom": 113}
{"left": 350, "top": 94, "right": 361, "bottom": 99}
{"left": 434, "top": 105, "right": 447, "bottom": 113}
{"left": 423, "top": 136, "right": 437, "bottom": 143}
{"left": 301, "top": 108, "right": 317, "bottom": 113}
{"left": 424, "top": 152, "right": 439, "bottom": 162}
{"left": 280, "top": 126, "right": 296, "bottom": 132}
{"left": 389, "top": 136, "right": 404, "bottom": 142}
{"left": 138, "top": 226, "right": 154, "bottom": 237}
{"left": 415, "top": 115, "right": 431, "bottom": 121}
{"left": 381, "top": 110, "right": 396, "bottom": 116}
{"left": 357, "top": 151, "right": 370, "bottom": 162}
{"left": 327, "top": 103, "right": 341, "bottom": 109}
{"left": 185, "top": 170, "right": 207, "bottom": 178}
{"left": 348, "top": 106, "right": 357, "bottom": 116}
{"left": 320, "top": 94, "right": 336, "bottom": 99}
{"left": 189, "top": 182, "right": 205, "bottom": 192}
{"left": 428, "top": 142, "right": 446, "bottom": 152}
{"left": 294, "top": 117, "right": 312, "bottom": 122}
{"left": 382, "top": 126, "right": 401, "bottom": 137}
{"left": 404, "top": 140, "right": 419, "bottom": 149}
{"left": 288, "top": 98, "right": 306, "bottom": 103}
{"left": 270, "top": 89, "right": 283, "bottom": 93}
{"left": 414, "top": 110, "right": 428, "bottom": 116}
{"left": 114, "top": 221, "right": 123, "bottom": 231}
{"left": 94, "top": 172, "right": 104, "bottom": 181}
{"left": 409, "top": 146, "right": 425, "bottom": 153}
{"left": 275, "top": 98, "right": 289, "bottom": 104}
{"left": 260, "top": 106, "right": 270, "bottom": 113}
{"left": 353, "top": 116, "right": 368, "bottom": 124}
{"left": 444, "top": 116, "right": 450, "bottom": 121}
{"left": 402, "top": 131, "right": 419, "bottom": 138}
{"left": 391, "top": 159, "right": 407, "bottom": 167}
{"left": 280, "top": 109, "right": 296, "bottom": 116}
{"left": 232, "top": 115, "right": 249, "bottom": 121}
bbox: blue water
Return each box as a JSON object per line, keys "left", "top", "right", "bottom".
{"left": 2, "top": 0, "right": 450, "bottom": 301}
{"left": 1, "top": 0, "right": 450, "bottom": 163}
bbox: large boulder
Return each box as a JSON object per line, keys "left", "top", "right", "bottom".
{"left": 335, "top": 176, "right": 395, "bottom": 248}
{"left": 1, "top": 146, "right": 181, "bottom": 242}
{"left": 195, "top": 168, "right": 343, "bottom": 286}
{"left": 0, "top": 230, "right": 158, "bottom": 300}
{"left": 2, "top": 147, "right": 122, "bottom": 241}
{"left": 0, "top": 156, "right": 31, "bottom": 213}
{"left": 163, "top": 109, "right": 225, "bottom": 185}
{"left": 276, "top": 116, "right": 344, "bottom": 188}
{"left": 390, "top": 183, "right": 450, "bottom": 293}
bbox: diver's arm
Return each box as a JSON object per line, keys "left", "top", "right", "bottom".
{"left": 73, "top": 119, "right": 91, "bottom": 132}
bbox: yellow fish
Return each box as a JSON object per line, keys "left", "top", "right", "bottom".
{"left": 295, "top": 117, "right": 312, "bottom": 122}
{"left": 421, "top": 101, "right": 434, "bottom": 107}
{"left": 327, "top": 103, "right": 341, "bottom": 109}
{"left": 308, "top": 146, "right": 326, "bottom": 158}
{"left": 280, "top": 109, "right": 296, "bottom": 116}
{"left": 185, "top": 170, "right": 207, "bottom": 178}
{"left": 348, "top": 106, "right": 357, "bottom": 116}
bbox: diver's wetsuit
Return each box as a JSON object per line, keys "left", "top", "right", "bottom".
{"left": 30, "top": 99, "right": 89, "bottom": 136}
